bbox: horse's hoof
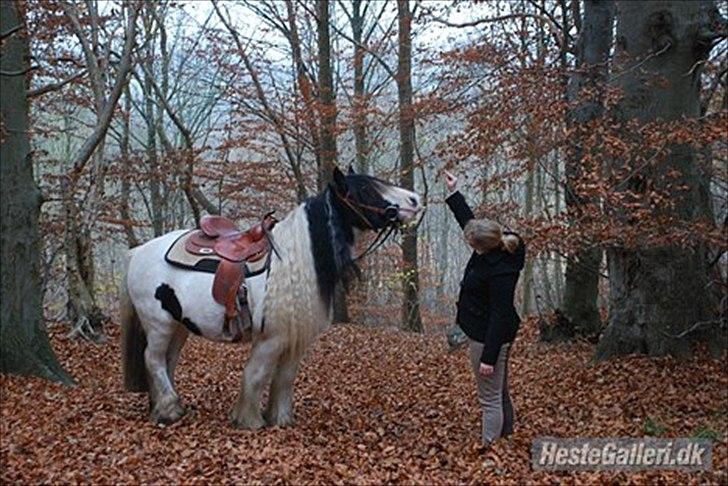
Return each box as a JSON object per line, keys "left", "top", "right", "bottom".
{"left": 151, "top": 399, "right": 186, "bottom": 425}
{"left": 230, "top": 413, "right": 266, "bottom": 430}
{"left": 264, "top": 410, "right": 296, "bottom": 428}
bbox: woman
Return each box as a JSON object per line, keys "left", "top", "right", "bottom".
{"left": 443, "top": 170, "right": 525, "bottom": 446}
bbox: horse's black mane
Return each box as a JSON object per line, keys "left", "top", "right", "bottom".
{"left": 304, "top": 187, "right": 360, "bottom": 309}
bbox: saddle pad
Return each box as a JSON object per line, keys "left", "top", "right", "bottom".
{"left": 165, "top": 231, "right": 268, "bottom": 278}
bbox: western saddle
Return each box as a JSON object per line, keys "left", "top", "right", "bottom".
{"left": 184, "top": 212, "right": 278, "bottom": 341}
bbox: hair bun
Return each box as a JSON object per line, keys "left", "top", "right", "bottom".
{"left": 501, "top": 234, "right": 520, "bottom": 253}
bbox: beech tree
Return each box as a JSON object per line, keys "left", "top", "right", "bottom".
{"left": 596, "top": 0, "right": 726, "bottom": 359}
{"left": 397, "top": 0, "right": 423, "bottom": 332}
{"left": 0, "top": 0, "right": 72, "bottom": 383}
{"left": 561, "top": 0, "right": 614, "bottom": 339}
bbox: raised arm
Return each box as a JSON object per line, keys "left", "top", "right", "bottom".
{"left": 443, "top": 170, "right": 475, "bottom": 229}
{"left": 445, "top": 191, "right": 475, "bottom": 229}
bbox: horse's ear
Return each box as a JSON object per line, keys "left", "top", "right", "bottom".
{"left": 348, "top": 165, "right": 356, "bottom": 175}
{"left": 332, "top": 166, "right": 347, "bottom": 192}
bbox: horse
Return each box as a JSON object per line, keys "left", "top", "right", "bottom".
{"left": 120, "top": 167, "right": 422, "bottom": 428}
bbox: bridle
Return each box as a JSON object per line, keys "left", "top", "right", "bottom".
{"left": 333, "top": 188, "right": 401, "bottom": 261}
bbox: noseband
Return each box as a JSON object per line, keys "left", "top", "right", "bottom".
{"left": 333, "top": 189, "right": 400, "bottom": 230}
{"left": 333, "top": 189, "right": 401, "bottom": 261}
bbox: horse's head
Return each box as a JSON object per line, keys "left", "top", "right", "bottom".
{"left": 330, "top": 166, "right": 422, "bottom": 230}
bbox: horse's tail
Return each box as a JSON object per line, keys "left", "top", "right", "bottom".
{"left": 120, "top": 251, "right": 148, "bottom": 392}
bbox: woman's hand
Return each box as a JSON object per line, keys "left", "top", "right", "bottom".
{"left": 444, "top": 170, "right": 458, "bottom": 192}
{"left": 479, "top": 363, "right": 494, "bottom": 377}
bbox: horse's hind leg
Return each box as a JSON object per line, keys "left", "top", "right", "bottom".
{"left": 264, "top": 355, "right": 300, "bottom": 427}
{"left": 145, "top": 322, "right": 185, "bottom": 424}
{"left": 166, "top": 326, "right": 189, "bottom": 390}
{"left": 230, "top": 335, "right": 282, "bottom": 429}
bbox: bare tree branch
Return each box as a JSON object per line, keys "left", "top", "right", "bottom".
{"left": 0, "top": 23, "right": 22, "bottom": 40}
{"left": 297, "top": 0, "right": 397, "bottom": 80}
{"left": 28, "top": 70, "right": 86, "bottom": 98}
{"left": 0, "top": 66, "right": 38, "bottom": 76}
{"left": 68, "top": 5, "right": 139, "bottom": 174}
{"left": 212, "top": 0, "right": 308, "bottom": 200}
{"left": 429, "top": 12, "right": 565, "bottom": 48}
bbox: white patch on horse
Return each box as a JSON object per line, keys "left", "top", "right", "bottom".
{"left": 377, "top": 184, "right": 421, "bottom": 221}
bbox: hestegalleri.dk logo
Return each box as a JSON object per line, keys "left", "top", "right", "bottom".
{"left": 532, "top": 437, "right": 712, "bottom": 471}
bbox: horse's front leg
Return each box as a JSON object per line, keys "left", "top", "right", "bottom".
{"left": 145, "top": 324, "right": 186, "bottom": 424}
{"left": 230, "top": 334, "right": 281, "bottom": 429}
{"left": 264, "top": 356, "right": 300, "bottom": 427}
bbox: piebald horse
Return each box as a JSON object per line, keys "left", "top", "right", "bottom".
{"left": 121, "top": 167, "right": 421, "bottom": 427}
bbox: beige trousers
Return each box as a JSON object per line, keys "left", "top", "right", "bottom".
{"left": 468, "top": 340, "right": 514, "bottom": 445}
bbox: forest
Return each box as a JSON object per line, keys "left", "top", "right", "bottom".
{"left": 1, "top": 0, "right": 726, "bottom": 483}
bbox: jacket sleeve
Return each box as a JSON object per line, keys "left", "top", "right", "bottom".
{"left": 480, "top": 273, "right": 518, "bottom": 365}
{"left": 445, "top": 191, "right": 475, "bottom": 229}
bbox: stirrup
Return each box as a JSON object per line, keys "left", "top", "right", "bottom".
{"left": 222, "top": 315, "right": 244, "bottom": 343}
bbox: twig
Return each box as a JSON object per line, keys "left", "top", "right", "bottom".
{"left": 429, "top": 12, "right": 564, "bottom": 48}
{"left": 0, "top": 66, "right": 38, "bottom": 76}
{"left": 611, "top": 141, "right": 668, "bottom": 191}
{"left": 658, "top": 319, "right": 723, "bottom": 339}
{"left": 296, "top": 0, "right": 397, "bottom": 80}
{"left": 609, "top": 42, "right": 671, "bottom": 83}
{"left": 28, "top": 70, "right": 86, "bottom": 98}
{"left": 0, "top": 23, "right": 22, "bottom": 40}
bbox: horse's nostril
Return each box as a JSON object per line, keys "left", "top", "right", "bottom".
{"left": 409, "top": 196, "right": 418, "bottom": 207}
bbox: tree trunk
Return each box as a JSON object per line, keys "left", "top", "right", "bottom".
{"left": 351, "top": 0, "right": 369, "bottom": 174}
{"left": 120, "top": 85, "right": 139, "bottom": 248}
{"left": 64, "top": 191, "right": 106, "bottom": 342}
{"left": 0, "top": 0, "right": 72, "bottom": 383}
{"left": 285, "top": 0, "right": 322, "bottom": 189}
{"left": 397, "top": 0, "right": 423, "bottom": 332}
{"left": 316, "top": 0, "right": 348, "bottom": 323}
{"left": 143, "top": 6, "right": 163, "bottom": 236}
{"left": 521, "top": 166, "right": 535, "bottom": 317}
{"left": 561, "top": 0, "right": 614, "bottom": 340}
{"left": 316, "top": 0, "right": 338, "bottom": 190}
{"left": 596, "top": 0, "right": 725, "bottom": 360}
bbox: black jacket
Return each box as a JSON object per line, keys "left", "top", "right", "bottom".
{"left": 446, "top": 191, "right": 525, "bottom": 365}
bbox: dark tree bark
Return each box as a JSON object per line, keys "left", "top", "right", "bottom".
{"left": 0, "top": 0, "right": 72, "bottom": 383}
{"left": 596, "top": 0, "right": 726, "bottom": 359}
{"left": 397, "top": 0, "right": 423, "bottom": 332}
{"left": 285, "top": 0, "right": 322, "bottom": 190}
{"left": 351, "top": 0, "right": 369, "bottom": 174}
{"left": 316, "top": 0, "right": 348, "bottom": 323}
{"left": 119, "top": 85, "right": 139, "bottom": 248}
{"left": 142, "top": 5, "right": 164, "bottom": 237}
{"left": 560, "top": 0, "right": 614, "bottom": 341}
{"left": 316, "top": 0, "right": 338, "bottom": 190}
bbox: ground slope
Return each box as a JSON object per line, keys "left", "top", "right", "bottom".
{"left": 1, "top": 319, "right": 726, "bottom": 484}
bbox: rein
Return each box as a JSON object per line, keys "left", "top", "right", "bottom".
{"left": 353, "top": 224, "right": 398, "bottom": 261}
{"left": 333, "top": 189, "right": 400, "bottom": 261}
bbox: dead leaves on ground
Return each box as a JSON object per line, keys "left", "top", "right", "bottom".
{"left": 1, "top": 319, "right": 726, "bottom": 484}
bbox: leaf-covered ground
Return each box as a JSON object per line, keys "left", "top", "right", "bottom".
{"left": 2, "top": 319, "right": 726, "bottom": 484}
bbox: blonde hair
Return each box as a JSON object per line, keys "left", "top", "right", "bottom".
{"left": 463, "top": 219, "right": 520, "bottom": 254}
